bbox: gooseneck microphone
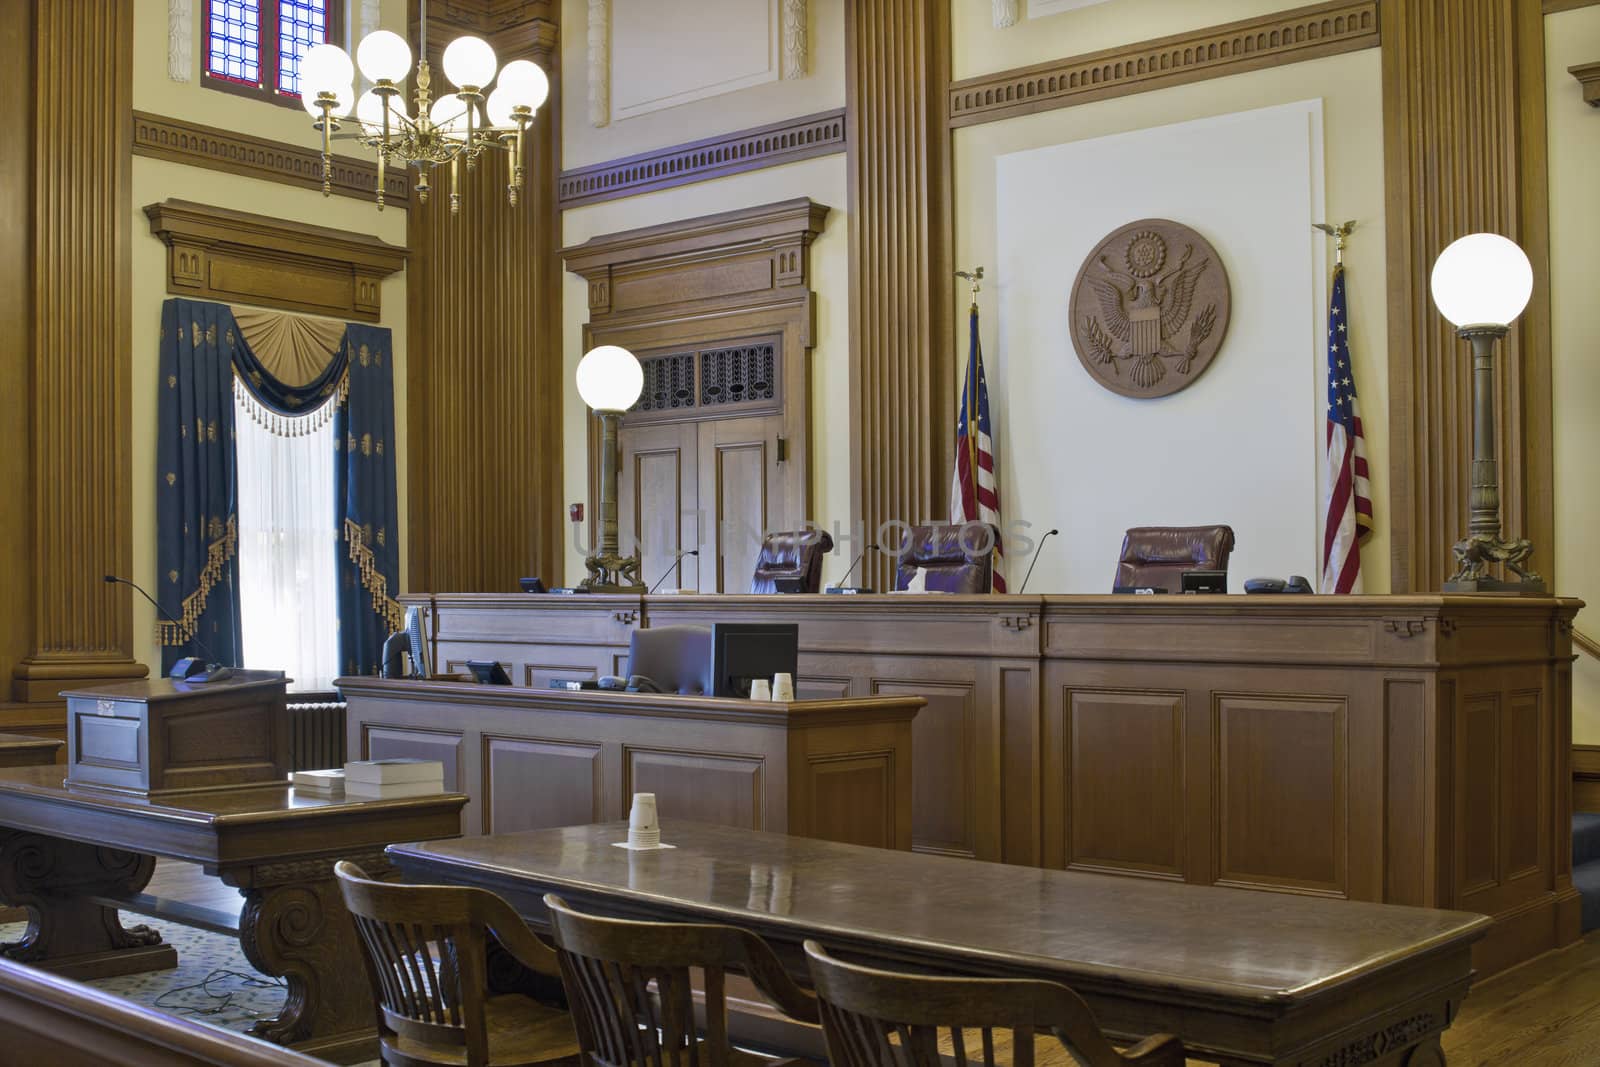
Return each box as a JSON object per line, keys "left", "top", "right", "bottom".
{"left": 1016, "top": 529, "right": 1059, "bottom": 595}
{"left": 646, "top": 549, "right": 700, "bottom": 594}
{"left": 105, "top": 574, "right": 231, "bottom": 681}
{"left": 828, "top": 544, "right": 879, "bottom": 593}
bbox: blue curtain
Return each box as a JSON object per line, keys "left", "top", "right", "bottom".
{"left": 335, "top": 324, "right": 402, "bottom": 676}
{"left": 156, "top": 300, "right": 243, "bottom": 673}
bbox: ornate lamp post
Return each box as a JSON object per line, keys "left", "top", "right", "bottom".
{"left": 576, "top": 345, "right": 647, "bottom": 592}
{"left": 1430, "top": 233, "right": 1545, "bottom": 593}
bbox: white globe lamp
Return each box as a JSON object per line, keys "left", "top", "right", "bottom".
{"left": 497, "top": 59, "right": 549, "bottom": 111}
{"left": 302, "top": 80, "right": 353, "bottom": 119}
{"left": 442, "top": 35, "right": 497, "bottom": 90}
{"left": 1429, "top": 233, "right": 1533, "bottom": 329}
{"left": 355, "top": 29, "right": 412, "bottom": 84}
{"left": 300, "top": 42, "right": 354, "bottom": 97}
{"left": 576, "top": 345, "right": 646, "bottom": 592}
{"left": 1430, "top": 233, "right": 1544, "bottom": 593}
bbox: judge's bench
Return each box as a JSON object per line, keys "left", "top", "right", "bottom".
{"left": 356, "top": 590, "right": 1580, "bottom": 975}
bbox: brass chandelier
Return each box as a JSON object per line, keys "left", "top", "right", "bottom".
{"left": 299, "top": 0, "right": 549, "bottom": 213}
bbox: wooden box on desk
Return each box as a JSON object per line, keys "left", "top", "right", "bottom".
{"left": 59, "top": 670, "right": 290, "bottom": 797}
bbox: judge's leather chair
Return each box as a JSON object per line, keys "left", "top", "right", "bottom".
{"left": 894, "top": 523, "right": 999, "bottom": 594}
{"left": 751, "top": 530, "right": 835, "bottom": 594}
{"left": 626, "top": 625, "right": 713, "bottom": 695}
{"left": 1114, "top": 525, "right": 1236, "bottom": 591}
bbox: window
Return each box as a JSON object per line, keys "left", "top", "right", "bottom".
{"left": 234, "top": 394, "right": 340, "bottom": 692}
{"left": 203, "top": 0, "right": 344, "bottom": 107}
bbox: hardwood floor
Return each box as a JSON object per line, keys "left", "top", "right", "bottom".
{"left": 135, "top": 861, "right": 1600, "bottom": 1064}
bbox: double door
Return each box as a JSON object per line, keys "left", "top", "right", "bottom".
{"left": 619, "top": 413, "right": 790, "bottom": 593}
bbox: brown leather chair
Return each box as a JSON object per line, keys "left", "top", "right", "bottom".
{"left": 894, "top": 522, "right": 999, "bottom": 594}
{"left": 750, "top": 530, "right": 836, "bottom": 594}
{"left": 626, "top": 625, "right": 713, "bottom": 695}
{"left": 1113, "top": 525, "right": 1235, "bottom": 591}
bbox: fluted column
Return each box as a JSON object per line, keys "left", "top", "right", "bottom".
{"left": 846, "top": 0, "right": 954, "bottom": 590}
{"left": 407, "top": 1, "right": 564, "bottom": 593}
{"left": 1382, "top": 0, "right": 1553, "bottom": 591}
{"left": 9, "top": 0, "right": 146, "bottom": 701}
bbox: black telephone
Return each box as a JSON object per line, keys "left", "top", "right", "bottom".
{"left": 1243, "top": 575, "right": 1314, "bottom": 594}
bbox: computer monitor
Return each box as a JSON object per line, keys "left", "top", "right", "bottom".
{"left": 1180, "top": 569, "right": 1227, "bottom": 594}
{"left": 404, "top": 606, "right": 432, "bottom": 679}
{"left": 711, "top": 623, "right": 799, "bottom": 699}
{"left": 466, "top": 660, "right": 512, "bottom": 685}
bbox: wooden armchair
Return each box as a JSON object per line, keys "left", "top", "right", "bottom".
{"left": 542, "top": 892, "right": 819, "bottom": 1067}
{"left": 802, "top": 941, "right": 1185, "bottom": 1067}
{"left": 334, "top": 861, "right": 580, "bottom": 1067}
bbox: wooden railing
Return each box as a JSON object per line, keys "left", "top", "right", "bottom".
{"left": 1576, "top": 629, "right": 1600, "bottom": 662}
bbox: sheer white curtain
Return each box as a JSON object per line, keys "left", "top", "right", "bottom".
{"left": 235, "top": 391, "right": 339, "bottom": 691}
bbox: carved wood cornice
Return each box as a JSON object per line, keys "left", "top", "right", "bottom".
{"left": 562, "top": 197, "right": 830, "bottom": 324}
{"left": 559, "top": 110, "right": 845, "bottom": 208}
{"left": 947, "top": 0, "right": 1379, "bottom": 128}
{"left": 1544, "top": 0, "right": 1600, "bottom": 13}
{"left": 132, "top": 111, "right": 410, "bottom": 206}
{"left": 143, "top": 200, "right": 407, "bottom": 322}
{"left": 1381, "top": 0, "right": 1553, "bottom": 591}
{"left": 1571, "top": 61, "right": 1600, "bottom": 105}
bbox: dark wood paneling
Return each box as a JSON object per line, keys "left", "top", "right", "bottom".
{"left": 143, "top": 200, "right": 405, "bottom": 321}
{"left": 1575, "top": 744, "right": 1600, "bottom": 813}
{"left": 625, "top": 748, "right": 764, "bottom": 829}
{"left": 483, "top": 735, "right": 602, "bottom": 834}
{"left": 131, "top": 111, "right": 410, "bottom": 206}
{"left": 360, "top": 724, "right": 464, "bottom": 792}
{"left": 1215, "top": 695, "right": 1348, "bottom": 896}
{"left": 0, "top": 0, "right": 33, "bottom": 695}
{"left": 407, "top": 5, "right": 563, "bottom": 595}
{"left": 874, "top": 678, "right": 975, "bottom": 858}
{"left": 1506, "top": 690, "right": 1542, "bottom": 879}
{"left": 999, "top": 664, "right": 1039, "bottom": 866}
{"left": 1458, "top": 693, "right": 1502, "bottom": 898}
{"left": 1382, "top": 0, "right": 1554, "bottom": 591}
{"left": 804, "top": 753, "right": 893, "bottom": 849}
{"left": 846, "top": 0, "right": 954, "bottom": 592}
{"left": 948, "top": 0, "right": 1379, "bottom": 129}
{"left": 1384, "top": 679, "right": 1429, "bottom": 905}
{"left": 1062, "top": 689, "right": 1185, "bottom": 880}
{"left": 559, "top": 109, "right": 846, "bottom": 207}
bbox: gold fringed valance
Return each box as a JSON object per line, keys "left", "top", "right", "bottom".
{"left": 232, "top": 371, "right": 349, "bottom": 436}
{"left": 156, "top": 515, "right": 238, "bottom": 647}
{"left": 231, "top": 306, "right": 346, "bottom": 386}
{"left": 344, "top": 517, "right": 405, "bottom": 634}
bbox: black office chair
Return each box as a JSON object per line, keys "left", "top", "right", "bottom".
{"left": 625, "top": 626, "right": 713, "bottom": 696}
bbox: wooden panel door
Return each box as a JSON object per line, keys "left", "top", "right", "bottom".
{"left": 699, "top": 414, "right": 786, "bottom": 593}
{"left": 618, "top": 422, "right": 699, "bottom": 592}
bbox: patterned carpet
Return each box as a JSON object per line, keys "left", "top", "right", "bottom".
{"left": 0, "top": 917, "right": 382, "bottom": 1064}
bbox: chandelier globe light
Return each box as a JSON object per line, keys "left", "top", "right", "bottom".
{"left": 299, "top": 0, "right": 547, "bottom": 213}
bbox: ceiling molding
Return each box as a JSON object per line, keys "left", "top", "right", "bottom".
{"left": 132, "top": 111, "right": 410, "bottom": 206}
{"left": 948, "top": 0, "right": 1379, "bottom": 129}
{"left": 143, "top": 200, "right": 407, "bottom": 322}
{"left": 1544, "top": 0, "right": 1600, "bottom": 13}
{"left": 559, "top": 109, "right": 845, "bottom": 209}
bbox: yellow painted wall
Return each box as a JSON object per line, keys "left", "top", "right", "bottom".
{"left": 129, "top": 0, "right": 409, "bottom": 674}
{"left": 1546, "top": 7, "right": 1600, "bottom": 743}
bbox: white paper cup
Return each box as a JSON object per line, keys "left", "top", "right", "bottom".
{"left": 771, "top": 673, "right": 794, "bottom": 701}
{"left": 749, "top": 679, "right": 771, "bottom": 701}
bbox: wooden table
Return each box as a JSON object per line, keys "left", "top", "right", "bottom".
{"left": 391, "top": 821, "right": 1492, "bottom": 1067}
{"left": 0, "top": 766, "right": 466, "bottom": 1061}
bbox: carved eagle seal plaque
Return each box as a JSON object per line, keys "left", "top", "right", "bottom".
{"left": 1068, "top": 219, "right": 1231, "bottom": 399}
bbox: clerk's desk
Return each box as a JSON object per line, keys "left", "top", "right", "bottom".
{"left": 390, "top": 590, "right": 1580, "bottom": 975}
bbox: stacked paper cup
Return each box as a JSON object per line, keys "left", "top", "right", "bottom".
{"left": 771, "top": 673, "right": 795, "bottom": 701}
{"left": 628, "top": 792, "right": 660, "bottom": 849}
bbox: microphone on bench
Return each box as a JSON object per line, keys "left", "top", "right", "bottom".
{"left": 1016, "top": 529, "right": 1059, "bottom": 595}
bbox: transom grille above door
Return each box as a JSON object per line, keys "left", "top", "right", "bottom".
{"left": 631, "top": 337, "right": 782, "bottom": 424}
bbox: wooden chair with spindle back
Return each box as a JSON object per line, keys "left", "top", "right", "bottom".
{"left": 541, "top": 893, "right": 819, "bottom": 1067}
{"left": 335, "top": 861, "right": 581, "bottom": 1067}
{"left": 802, "top": 941, "right": 1186, "bottom": 1067}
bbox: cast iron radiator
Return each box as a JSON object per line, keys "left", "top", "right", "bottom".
{"left": 287, "top": 694, "right": 347, "bottom": 771}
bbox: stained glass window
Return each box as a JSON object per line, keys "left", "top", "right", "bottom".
{"left": 276, "top": 0, "right": 331, "bottom": 96}
{"left": 206, "top": 0, "right": 261, "bottom": 85}
{"left": 203, "top": 0, "right": 340, "bottom": 106}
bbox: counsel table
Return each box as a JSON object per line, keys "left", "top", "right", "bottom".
{"left": 0, "top": 766, "right": 467, "bottom": 1060}
{"left": 390, "top": 820, "right": 1492, "bottom": 1067}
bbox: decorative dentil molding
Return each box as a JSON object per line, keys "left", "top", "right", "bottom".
{"left": 588, "top": 0, "right": 610, "bottom": 127}
{"left": 132, "top": 111, "right": 410, "bottom": 205}
{"left": 782, "top": 0, "right": 808, "bottom": 79}
{"left": 558, "top": 109, "right": 845, "bottom": 208}
{"left": 143, "top": 199, "right": 407, "bottom": 323}
{"left": 993, "top": 0, "right": 1019, "bottom": 29}
{"left": 948, "top": 0, "right": 1379, "bottom": 128}
{"left": 168, "top": 0, "right": 192, "bottom": 82}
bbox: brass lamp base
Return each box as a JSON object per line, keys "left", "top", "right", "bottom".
{"left": 579, "top": 552, "right": 646, "bottom": 594}
{"left": 1443, "top": 533, "right": 1546, "bottom": 595}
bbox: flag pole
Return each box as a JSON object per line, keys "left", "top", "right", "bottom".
{"left": 954, "top": 267, "right": 984, "bottom": 520}
{"left": 1312, "top": 220, "right": 1357, "bottom": 265}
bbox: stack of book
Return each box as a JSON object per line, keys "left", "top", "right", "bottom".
{"left": 290, "top": 768, "right": 345, "bottom": 798}
{"left": 343, "top": 758, "right": 446, "bottom": 799}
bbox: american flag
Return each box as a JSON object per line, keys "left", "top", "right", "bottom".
{"left": 1321, "top": 263, "right": 1373, "bottom": 593}
{"left": 950, "top": 303, "right": 1005, "bottom": 592}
